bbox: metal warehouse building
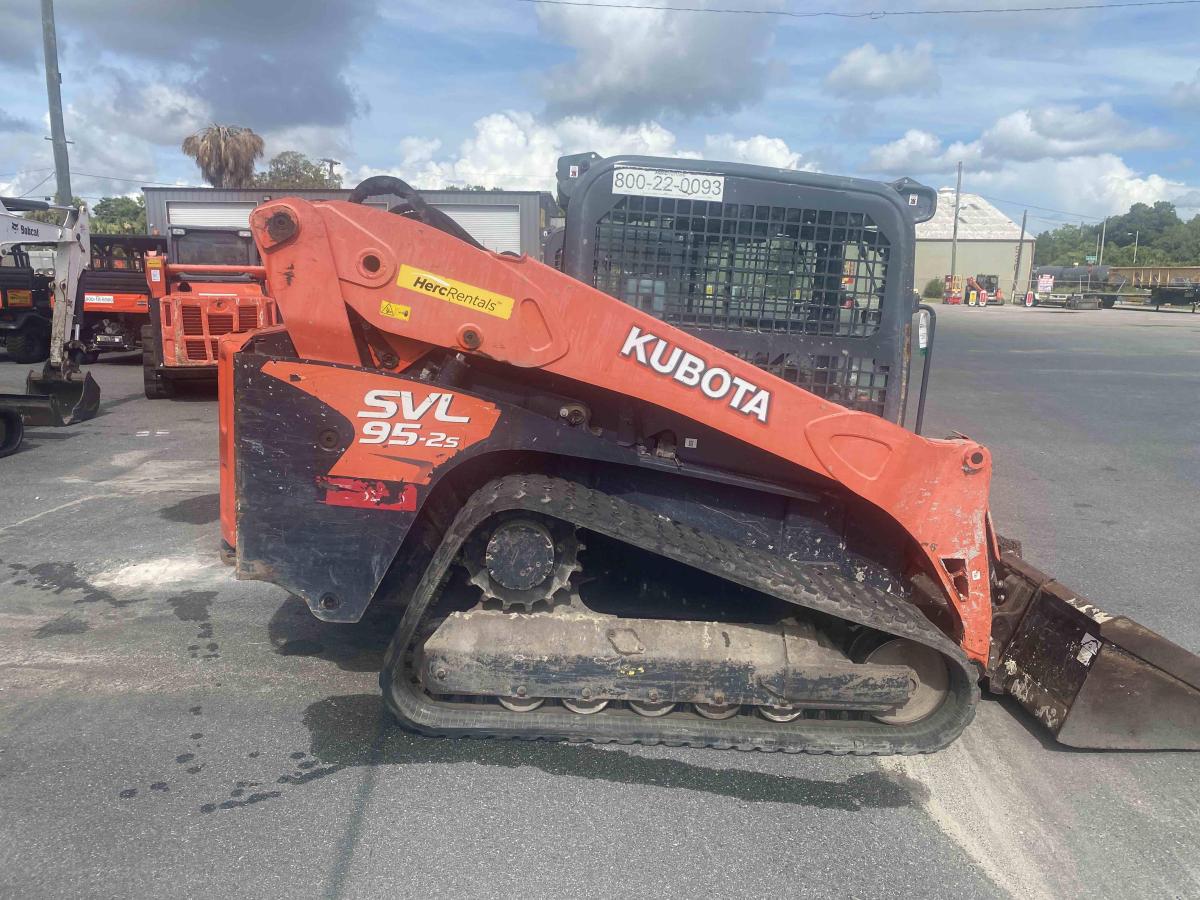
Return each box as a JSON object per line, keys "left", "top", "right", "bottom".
{"left": 142, "top": 186, "right": 554, "bottom": 258}
{"left": 915, "top": 189, "right": 1035, "bottom": 298}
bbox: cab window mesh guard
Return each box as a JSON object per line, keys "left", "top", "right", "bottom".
{"left": 592, "top": 195, "right": 889, "bottom": 338}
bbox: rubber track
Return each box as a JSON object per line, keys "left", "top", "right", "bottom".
{"left": 380, "top": 474, "right": 979, "bottom": 755}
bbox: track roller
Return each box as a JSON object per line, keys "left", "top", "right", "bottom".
{"left": 694, "top": 703, "right": 740, "bottom": 720}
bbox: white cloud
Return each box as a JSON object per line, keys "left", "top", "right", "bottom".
{"left": 358, "top": 111, "right": 811, "bottom": 191}
{"left": 397, "top": 137, "right": 442, "bottom": 168}
{"left": 0, "top": 70, "right": 214, "bottom": 199}
{"left": 864, "top": 103, "right": 1192, "bottom": 222}
{"left": 825, "top": 42, "right": 940, "bottom": 98}
{"left": 967, "top": 155, "right": 1189, "bottom": 221}
{"left": 702, "top": 134, "right": 815, "bottom": 170}
{"left": 536, "top": 1, "right": 784, "bottom": 122}
{"left": 866, "top": 129, "right": 945, "bottom": 174}
{"left": 867, "top": 103, "right": 1173, "bottom": 175}
{"left": 1171, "top": 67, "right": 1200, "bottom": 109}
{"left": 978, "top": 106, "right": 1171, "bottom": 162}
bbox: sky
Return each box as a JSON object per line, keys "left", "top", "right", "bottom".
{"left": 1, "top": 0, "right": 1198, "bottom": 233}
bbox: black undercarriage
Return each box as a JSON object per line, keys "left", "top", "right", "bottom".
{"left": 379, "top": 475, "right": 978, "bottom": 755}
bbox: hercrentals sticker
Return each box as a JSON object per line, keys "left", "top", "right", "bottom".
{"left": 620, "top": 325, "right": 771, "bottom": 423}
{"left": 397, "top": 264, "right": 514, "bottom": 319}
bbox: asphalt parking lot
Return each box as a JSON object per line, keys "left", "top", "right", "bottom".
{"left": 1, "top": 303, "right": 1197, "bottom": 899}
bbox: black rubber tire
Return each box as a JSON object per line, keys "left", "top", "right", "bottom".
{"left": 141, "top": 324, "right": 174, "bottom": 400}
{"left": 6, "top": 325, "right": 50, "bottom": 364}
{"left": 0, "top": 410, "right": 24, "bottom": 458}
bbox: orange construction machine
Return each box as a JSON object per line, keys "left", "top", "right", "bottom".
{"left": 79, "top": 235, "right": 166, "bottom": 359}
{"left": 217, "top": 164, "right": 1198, "bottom": 754}
{"left": 142, "top": 255, "right": 276, "bottom": 399}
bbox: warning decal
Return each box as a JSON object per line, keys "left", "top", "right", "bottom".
{"left": 379, "top": 300, "right": 411, "bottom": 321}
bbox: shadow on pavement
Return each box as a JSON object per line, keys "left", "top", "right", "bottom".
{"left": 267, "top": 595, "right": 401, "bottom": 673}
{"left": 301, "top": 693, "right": 926, "bottom": 811}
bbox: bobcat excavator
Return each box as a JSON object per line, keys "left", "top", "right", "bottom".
{"left": 0, "top": 197, "right": 99, "bottom": 458}
{"left": 220, "top": 158, "right": 1199, "bottom": 753}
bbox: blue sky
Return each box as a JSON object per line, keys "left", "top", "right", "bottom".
{"left": 1, "top": 0, "right": 1198, "bottom": 231}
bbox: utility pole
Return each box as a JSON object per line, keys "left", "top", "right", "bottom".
{"left": 949, "top": 161, "right": 963, "bottom": 294}
{"left": 1011, "top": 209, "right": 1028, "bottom": 300}
{"left": 1098, "top": 217, "right": 1108, "bottom": 266}
{"left": 41, "top": 0, "right": 72, "bottom": 205}
{"left": 1132, "top": 229, "right": 1139, "bottom": 264}
{"left": 318, "top": 158, "right": 341, "bottom": 180}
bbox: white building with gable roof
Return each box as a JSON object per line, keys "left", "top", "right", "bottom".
{"left": 915, "top": 189, "right": 1036, "bottom": 299}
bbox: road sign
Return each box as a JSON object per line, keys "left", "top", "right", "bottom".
{"left": 1085, "top": 255, "right": 1097, "bottom": 264}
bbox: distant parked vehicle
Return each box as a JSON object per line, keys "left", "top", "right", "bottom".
{"left": 1148, "top": 280, "right": 1199, "bottom": 312}
{"left": 1027, "top": 265, "right": 1125, "bottom": 310}
{"left": 942, "top": 274, "right": 1003, "bottom": 306}
{"left": 79, "top": 235, "right": 167, "bottom": 359}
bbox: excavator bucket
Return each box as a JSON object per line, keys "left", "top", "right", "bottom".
{"left": 0, "top": 369, "right": 100, "bottom": 458}
{"left": 991, "top": 550, "right": 1200, "bottom": 750}
{"left": 21, "top": 367, "right": 101, "bottom": 426}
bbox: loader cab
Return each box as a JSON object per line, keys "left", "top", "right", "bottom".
{"left": 555, "top": 153, "right": 936, "bottom": 425}
{"left": 168, "top": 225, "right": 260, "bottom": 267}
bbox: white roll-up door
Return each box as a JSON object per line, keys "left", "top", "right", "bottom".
{"left": 167, "top": 202, "right": 257, "bottom": 228}
{"left": 432, "top": 204, "right": 521, "bottom": 254}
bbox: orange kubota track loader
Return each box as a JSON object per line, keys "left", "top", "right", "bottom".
{"left": 219, "top": 165, "right": 1200, "bottom": 753}
{"left": 143, "top": 255, "right": 277, "bottom": 399}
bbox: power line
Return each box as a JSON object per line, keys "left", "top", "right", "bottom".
{"left": 72, "top": 171, "right": 182, "bottom": 187}
{"left": 975, "top": 193, "right": 1102, "bottom": 222}
{"left": 513, "top": 0, "right": 1200, "bottom": 17}
{"left": 19, "top": 172, "right": 55, "bottom": 198}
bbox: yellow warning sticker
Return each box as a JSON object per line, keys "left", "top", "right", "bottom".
{"left": 396, "top": 264, "right": 514, "bottom": 320}
{"left": 379, "top": 300, "right": 411, "bottom": 321}
{"left": 7, "top": 289, "right": 32, "bottom": 308}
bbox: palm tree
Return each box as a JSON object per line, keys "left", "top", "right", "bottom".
{"left": 181, "top": 125, "right": 265, "bottom": 188}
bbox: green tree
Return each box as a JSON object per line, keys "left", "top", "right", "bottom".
{"left": 921, "top": 277, "right": 944, "bottom": 299}
{"left": 443, "top": 184, "right": 504, "bottom": 192}
{"left": 1104, "top": 201, "right": 1180, "bottom": 250}
{"left": 253, "top": 151, "right": 341, "bottom": 189}
{"left": 1033, "top": 201, "right": 1198, "bottom": 267}
{"left": 91, "top": 195, "right": 146, "bottom": 234}
{"left": 182, "top": 125, "right": 265, "bottom": 188}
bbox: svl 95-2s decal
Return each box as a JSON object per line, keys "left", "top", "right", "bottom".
{"left": 357, "top": 389, "right": 470, "bottom": 447}
{"left": 262, "top": 362, "right": 501, "bottom": 485}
